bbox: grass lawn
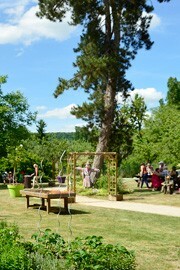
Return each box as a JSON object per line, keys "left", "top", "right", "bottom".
{"left": 122, "top": 178, "right": 180, "bottom": 207}
{"left": 0, "top": 182, "right": 179, "bottom": 270}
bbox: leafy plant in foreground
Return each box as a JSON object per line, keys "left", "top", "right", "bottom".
{"left": 0, "top": 222, "right": 32, "bottom": 270}
{"left": 0, "top": 222, "right": 136, "bottom": 270}
{"left": 66, "top": 235, "right": 136, "bottom": 270}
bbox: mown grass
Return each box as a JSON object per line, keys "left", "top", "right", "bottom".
{"left": 122, "top": 178, "right": 180, "bottom": 207}
{"left": 0, "top": 182, "right": 179, "bottom": 270}
{"left": 77, "top": 178, "right": 180, "bottom": 207}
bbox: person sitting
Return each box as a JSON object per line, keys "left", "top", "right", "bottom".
{"left": 158, "top": 161, "right": 165, "bottom": 170}
{"left": 170, "top": 166, "right": 179, "bottom": 192}
{"left": 159, "top": 165, "right": 169, "bottom": 182}
{"left": 151, "top": 168, "right": 162, "bottom": 191}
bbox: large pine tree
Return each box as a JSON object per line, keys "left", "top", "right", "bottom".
{"left": 37, "top": 0, "right": 171, "bottom": 169}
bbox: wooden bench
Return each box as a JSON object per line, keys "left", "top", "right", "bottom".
{"left": 20, "top": 189, "right": 76, "bottom": 213}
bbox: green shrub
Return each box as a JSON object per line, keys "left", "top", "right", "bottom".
{"left": 31, "top": 228, "right": 66, "bottom": 257}
{"left": 95, "top": 175, "right": 108, "bottom": 190}
{"left": 0, "top": 222, "right": 136, "bottom": 270}
{"left": 29, "top": 253, "right": 67, "bottom": 270}
{"left": 0, "top": 222, "right": 32, "bottom": 270}
{"left": 66, "top": 235, "right": 136, "bottom": 270}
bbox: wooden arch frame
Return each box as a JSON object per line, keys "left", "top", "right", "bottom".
{"left": 67, "top": 152, "right": 118, "bottom": 197}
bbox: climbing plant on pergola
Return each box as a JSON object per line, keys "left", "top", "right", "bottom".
{"left": 67, "top": 152, "right": 118, "bottom": 197}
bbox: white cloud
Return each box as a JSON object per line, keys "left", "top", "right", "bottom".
{"left": 36, "top": 105, "right": 47, "bottom": 111}
{"left": 150, "top": 13, "right": 161, "bottom": 29}
{"left": 117, "top": 87, "right": 163, "bottom": 108}
{"left": 0, "top": 1, "right": 162, "bottom": 46}
{"left": 136, "top": 11, "right": 161, "bottom": 31}
{"left": 131, "top": 88, "right": 163, "bottom": 104}
{"left": 0, "top": 1, "right": 78, "bottom": 45}
{"left": 38, "top": 104, "right": 77, "bottom": 119}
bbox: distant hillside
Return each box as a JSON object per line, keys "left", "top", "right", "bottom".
{"left": 46, "top": 132, "right": 75, "bottom": 140}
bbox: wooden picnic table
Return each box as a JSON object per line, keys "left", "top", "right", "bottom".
{"left": 20, "top": 189, "right": 76, "bottom": 213}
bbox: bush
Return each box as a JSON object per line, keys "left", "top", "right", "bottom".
{"left": 95, "top": 175, "right": 108, "bottom": 190}
{"left": 66, "top": 235, "right": 136, "bottom": 270}
{"left": 0, "top": 222, "right": 32, "bottom": 270}
{"left": 0, "top": 222, "right": 136, "bottom": 270}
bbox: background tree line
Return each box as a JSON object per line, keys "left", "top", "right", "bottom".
{"left": 0, "top": 75, "right": 179, "bottom": 181}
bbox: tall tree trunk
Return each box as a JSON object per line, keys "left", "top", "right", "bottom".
{"left": 93, "top": 0, "right": 119, "bottom": 172}
{"left": 93, "top": 81, "right": 115, "bottom": 171}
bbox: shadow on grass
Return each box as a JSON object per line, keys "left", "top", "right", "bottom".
{"left": 0, "top": 184, "right": 26, "bottom": 190}
{"left": 0, "top": 215, "right": 13, "bottom": 219}
{"left": 0, "top": 184, "right": 8, "bottom": 190}
{"left": 29, "top": 205, "right": 90, "bottom": 215}
{"left": 123, "top": 189, "right": 162, "bottom": 201}
{"left": 123, "top": 197, "right": 146, "bottom": 201}
{"left": 133, "top": 188, "right": 161, "bottom": 194}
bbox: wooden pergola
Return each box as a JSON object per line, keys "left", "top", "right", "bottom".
{"left": 66, "top": 152, "right": 118, "bottom": 197}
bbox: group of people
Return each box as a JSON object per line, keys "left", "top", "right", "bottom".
{"left": 2, "top": 164, "right": 39, "bottom": 188}
{"left": 2, "top": 171, "right": 14, "bottom": 184}
{"left": 139, "top": 161, "right": 180, "bottom": 193}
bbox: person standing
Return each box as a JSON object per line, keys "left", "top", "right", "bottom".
{"left": 140, "top": 163, "right": 150, "bottom": 188}
{"left": 31, "top": 164, "right": 39, "bottom": 188}
{"left": 146, "top": 163, "right": 153, "bottom": 176}
{"left": 7, "top": 171, "right": 13, "bottom": 184}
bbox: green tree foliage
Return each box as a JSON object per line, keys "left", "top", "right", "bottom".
{"left": 144, "top": 105, "right": 179, "bottom": 165}
{"left": 109, "top": 94, "right": 147, "bottom": 164}
{"left": 37, "top": 0, "right": 171, "bottom": 170}
{"left": 121, "top": 77, "right": 180, "bottom": 176}
{"left": 166, "top": 77, "right": 180, "bottom": 107}
{"left": 122, "top": 103, "right": 180, "bottom": 176}
{"left": 50, "top": 132, "right": 75, "bottom": 140}
{"left": 20, "top": 135, "right": 69, "bottom": 179}
{"left": 75, "top": 126, "right": 99, "bottom": 147}
{"left": 0, "top": 76, "right": 36, "bottom": 158}
{"left": 74, "top": 94, "right": 147, "bottom": 162}
{"left": 36, "top": 119, "right": 47, "bottom": 141}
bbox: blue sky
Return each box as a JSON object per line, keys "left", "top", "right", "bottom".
{"left": 0, "top": 0, "right": 179, "bottom": 132}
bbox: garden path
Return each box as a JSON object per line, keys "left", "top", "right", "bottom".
{"left": 76, "top": 195, "right": 180, "bottom": 217}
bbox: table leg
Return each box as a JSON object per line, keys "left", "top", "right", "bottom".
{"left": 41, "top": 198, "right": 45, "bottom": 207}
{"left": 64, "top": 197, "right": 68, "bottom": 212}
{"left": 26, "top": 195, "right": 30, "bottom": 208}
{"left": 47, "top": 198, "right": 51, "bottom": 214}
